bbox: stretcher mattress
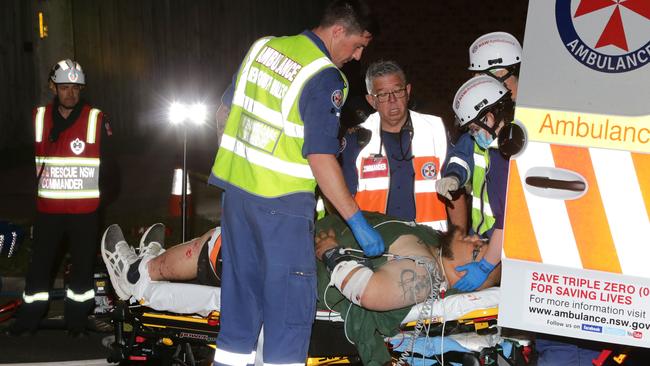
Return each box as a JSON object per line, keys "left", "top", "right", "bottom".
{"left": 315, "top": 287, "right": 500, "bottom": 325}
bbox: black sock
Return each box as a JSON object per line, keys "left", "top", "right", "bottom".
{"left": 126, "top": 259, "right": 143, "bottom": 284}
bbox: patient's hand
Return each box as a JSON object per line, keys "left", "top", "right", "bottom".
{"left": 315, "top": 228, "right": 337, "bottom": 259}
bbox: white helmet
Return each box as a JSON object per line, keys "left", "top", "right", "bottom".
{"left": 453, "top": 75, "right": 510, "bottom": 128}
{"left": 468, "top": 32, "right": 522, "bottom": 71}
{"left": 50, "top": 59, "right": 85, "bottom": 85}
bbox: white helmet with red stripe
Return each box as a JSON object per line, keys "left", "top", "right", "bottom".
{"left": 453, "top": 75, "right": 510, "bottom": 128}
{"left": 468, "top": 32, "right": 522, "bottom": 71}
{"left": 49, "top": 59, "right": 86, "bottom": 85}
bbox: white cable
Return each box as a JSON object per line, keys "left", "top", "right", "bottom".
{"left": 395, "top": 257, "right": 444, "bottom": 365}
{"left": 341, "top": 219, "right": 417, "bottom": 235}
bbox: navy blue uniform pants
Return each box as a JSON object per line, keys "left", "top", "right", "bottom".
{"left": 12, "top": 212, "right": 98, "bottom": 332}
{"left": 215, "top": 191, "right": 316, "bottom": 365}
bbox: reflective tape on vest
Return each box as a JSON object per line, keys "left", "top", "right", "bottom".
{"left": 33, "top": 106, "right": 99, "bottom": 144}
{"left": 280, "top": 57, "right": 332, "bottom": 117}
{"left": 354, "top": 112, "right": 448, "bottom": 231}
{"left": 472, "top": 195, "right": 494, "bottom": 217}
{"left": 239, "top": 96, "right": 304, "bottom": 138}
{"left": 503, "top": 141, "right": 650, "bottom": 277}
{"left": 213, "top": 348, "right": 256, "bottom": 366}
{"left": 473, "top": 152, "right": 487, "bottom": 169}
{"left": 35, "top": 107, "right": 46, "bottom": 143}
{"left": 214, "top": 35, "right": 343, "bottom": 197}
{"left": 87, "top": 108, "right": 101, "bottom": 143}
{"left": 66, "top": 288, "right": 95, "bottom": 302}
{"left": 35, "top": 156, "right": 100, "bottom": 199}
{"left": 414, "top": 179, "right": 436, "bottom": 193}
{"left": 232, "top": 38, "right": 272, "bottom": 109}
{"left": 471, "top": 145, "right": 495, "bottom": 235}
{"left": 23, "top": 291, "right": 49, "bottom": 303}
{"left": 219, "top": 134, "right": 313, "bottom": 179}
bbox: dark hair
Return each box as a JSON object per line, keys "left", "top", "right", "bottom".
{"left": 320, "top": 0, "right": 378, "bottom": 36}
{"left": 438, "top": 227, "right": 456, "bottom": 260}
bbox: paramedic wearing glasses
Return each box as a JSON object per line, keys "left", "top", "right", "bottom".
{"left": 340, "top": 60, "right": 448, "bottom": 231}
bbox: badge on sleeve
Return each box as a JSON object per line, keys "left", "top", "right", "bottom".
{"left": 360, "top": 156, "right": 389, "bottom": 179}
{"left": 331, "top": 90, "right": 343, "bottom": 109}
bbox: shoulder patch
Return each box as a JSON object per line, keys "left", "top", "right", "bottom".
{"left": 331, "top": 89, "right": 343, "bottom": 109}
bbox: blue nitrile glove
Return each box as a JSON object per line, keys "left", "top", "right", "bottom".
{"left": 453, "top": 258, "right": 496, "bottom": 292}
{"left": 346, "top": 211, "right": 385, "bottom": 257}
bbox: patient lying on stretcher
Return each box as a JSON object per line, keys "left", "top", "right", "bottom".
{"left": 101, "top": 211, "right": 500, "bottom": 364}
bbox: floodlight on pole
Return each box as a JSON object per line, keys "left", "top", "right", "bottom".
{"left": 189, "top": 103, "right": 207, "bottom": 125}
{"left": 169, "top": 102, "right": 188, "bottom": 125}
{"left": 167, "top": 101, "right": 207, "bottom": 241}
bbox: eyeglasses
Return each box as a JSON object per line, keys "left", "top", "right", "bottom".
{"left": 371, "top": 87, "right": 407, "bottom": 103}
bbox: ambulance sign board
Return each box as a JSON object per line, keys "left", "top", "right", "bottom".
{"left": 499, "top": 0, "right": 650, "bottom": 348}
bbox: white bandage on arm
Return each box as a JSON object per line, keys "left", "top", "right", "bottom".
{"left": 329, "top": 260, "right": 373, "bottom": 306}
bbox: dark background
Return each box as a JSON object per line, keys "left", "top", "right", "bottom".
{"left": 0, "top": 0, "right": 529, "bottom": 149}
{"left": 0, "top": 0, "right": 529, "bottom": 244}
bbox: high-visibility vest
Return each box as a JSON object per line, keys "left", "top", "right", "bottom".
{"left": 504, "top": 141, "right": 650, "bottom": 277}
{"left": 471, "top": 143, "right": 495, "bottom": 236}
{"left": 33, "top": 103, "right": 102, "bottom": 214}
{"left": 353, "top": 111, "right": 448, "bottom": 231}
{"left": 211, "top": 35, "right": 348, "bottom": 198}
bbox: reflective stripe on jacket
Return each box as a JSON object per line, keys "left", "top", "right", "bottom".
{"left": 212, "top": 35, "right": 348, "bottom": 198}
{"left": 471, "top": 143, "right": 495, "bottom": 235}
{"left": 34, "top": 104, "right": 102, "bottom": 214}
{"left": 354, "top": 111, "right": 448, "bottom": 231}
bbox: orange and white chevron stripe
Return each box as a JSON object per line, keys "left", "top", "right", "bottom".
{"left": 504, "top": 141, "right": 650, "bottom": 277}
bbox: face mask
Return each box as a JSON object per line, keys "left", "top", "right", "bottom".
{"left": 474, "top": 130, "right": 494, "bottom": 149}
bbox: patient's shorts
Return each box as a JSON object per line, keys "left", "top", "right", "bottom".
{"left": 197, "top": 229, "right": 222, "bottom": 287}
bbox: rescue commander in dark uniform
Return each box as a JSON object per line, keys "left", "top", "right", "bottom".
{"left": 9, "top": 59, "right": 114, "bottom": 337}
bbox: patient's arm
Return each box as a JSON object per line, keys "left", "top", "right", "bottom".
{"left": 147, "top": 229, "right": 215, "bottom": 281}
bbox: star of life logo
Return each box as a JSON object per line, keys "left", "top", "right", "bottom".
{"left": 421, "top": 162, "right": 437, "bottom": 179}
{"left": 555, "top": 0, "right": 650, "bottom": 73}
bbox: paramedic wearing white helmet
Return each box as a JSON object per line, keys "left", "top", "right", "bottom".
{"left": 438, "top": 76, "right": 516, "bottom": 292}
{"left": 439, "top": 31, "right": 522, "bottom": 237}
{"left": 468, "top": 31, "right": 521, "bottom": 100}
{"left": 9, "top": 59, "right": 114, "bottom": 337}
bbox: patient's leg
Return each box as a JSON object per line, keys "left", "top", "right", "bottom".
{"left": 147, "top": 229, "right": 215, "bottom": 281}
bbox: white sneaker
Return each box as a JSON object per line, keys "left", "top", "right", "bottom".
{"left": 101, "top": 224, "right": 138, "bottom": 300}
{"left": 138, "top": 223, "right": 165, "bottom": 257}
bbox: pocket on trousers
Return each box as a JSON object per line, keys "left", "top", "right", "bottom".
{"left": 285, "top": 267, "right": 317, "bottom": 328}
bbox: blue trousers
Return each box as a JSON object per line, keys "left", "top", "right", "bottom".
{"left": 215, "top": 191, "right": 317, "bottom": 364}
{"left": 536, "top": 338, "right": 602, "bottom": 366}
